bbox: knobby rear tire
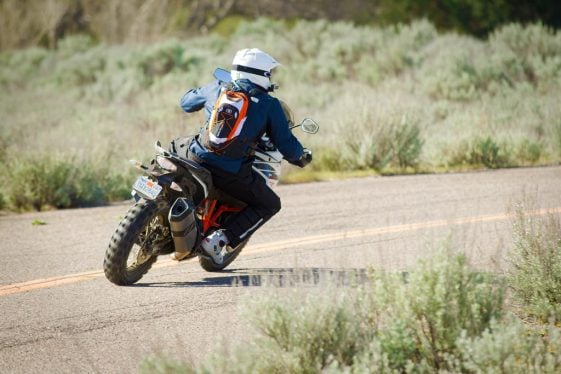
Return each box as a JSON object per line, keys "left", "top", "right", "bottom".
{"left": 198, "top": 239, "right": 248, "bottom": 272}
{"left": 104, "top": 199, "right": 169, "bottom": 285}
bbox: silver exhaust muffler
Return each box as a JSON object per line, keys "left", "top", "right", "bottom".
{"left": 168, "top": 198, "right": 198, "bottom": 254}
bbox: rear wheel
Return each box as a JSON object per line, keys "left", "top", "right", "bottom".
{"left": 104, "top": 199, "right": 170, "bottom": 285}
{"left": 198, "top": 239, "right": 249, "bottom": 272}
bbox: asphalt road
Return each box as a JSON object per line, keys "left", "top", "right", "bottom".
{"left": 1, "top": 166, "right": 560, "bottom": 373}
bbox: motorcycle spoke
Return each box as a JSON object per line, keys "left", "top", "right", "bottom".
{"left": 127, "top": 214, "right": 167, "bottom": 268}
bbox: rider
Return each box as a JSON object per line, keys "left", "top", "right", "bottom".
{"left": 173, "top": 48, "right": 312, "bottom": 264}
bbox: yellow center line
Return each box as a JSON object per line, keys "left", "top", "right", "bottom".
{"left": 0, "top": 270, "right": 103, "bottom": 296}
{"left": 247, "top": 207, "right": 561, "bottom": 254}
{"left": 1, "top": 207, "right": 559, "bottom": 297}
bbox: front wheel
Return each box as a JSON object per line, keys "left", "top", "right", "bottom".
{"left": 198, "top": 239, "right": 249, "bottom": 272}
{"left": 104, "top": 199, "right": 170, "bottom": 285}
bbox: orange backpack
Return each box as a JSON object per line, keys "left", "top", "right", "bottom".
{"left": 202, "top": 87, "right": 250, "bottom": 157}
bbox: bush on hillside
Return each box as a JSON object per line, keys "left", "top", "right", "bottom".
{"left": 134, "top": 40, "right": 210, "bottom": 86}
{"left": 556, "top": 122, "right": 561, "bottom": 157}
{"left": 339, "top": 112, "right": 423, "bottom": 172}
{"left": 419, "top": 23, "right": 561, "bottom": 101}
{"left": 54, "top": 46, "right": 107, "bottom": 86}
{"left": 446, "top": 136, "right": 512, "bottom": 169}
{"left": 57, "top": 34, "right": 98, "bottom": 57}
{"left": 1, "top": 20, "right": 561, "bottom": 210}
{"left": 0, "top": 46, "right": 49, "bottom": 85}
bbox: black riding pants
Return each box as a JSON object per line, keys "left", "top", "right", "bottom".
{"left": 206, "top": 162, "right": 281, "bottom": 247}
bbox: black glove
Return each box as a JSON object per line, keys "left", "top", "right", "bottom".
{"left": 293, "top": 149, "right": 312, "bottom": 168}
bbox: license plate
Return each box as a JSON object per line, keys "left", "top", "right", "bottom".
{"left": 133, "top": 176, "right": 162, "bottom": 200}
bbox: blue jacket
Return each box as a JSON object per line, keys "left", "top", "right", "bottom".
{"left": 180, "top": 79, "right": 304, "bottom": 174}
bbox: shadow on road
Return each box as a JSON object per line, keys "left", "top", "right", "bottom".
{"left": 132, "top": 267, "right": 370, "bottom": 288}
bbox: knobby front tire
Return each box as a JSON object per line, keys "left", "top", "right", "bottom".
{"left": 104, "top": 199, "right": 169, "bottom": 285}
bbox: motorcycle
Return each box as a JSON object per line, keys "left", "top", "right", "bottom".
{"left": 103, "top": 68, "right": 319, "bottom": 285}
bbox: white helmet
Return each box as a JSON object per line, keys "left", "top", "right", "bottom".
{"left": 231, "top": 48, "right": 280, "bottom": 91}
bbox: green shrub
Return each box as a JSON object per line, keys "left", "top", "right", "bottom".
{"left": 515, "top": 139, "right": 544, "bottom": 164}
{"left": 142, "top": 244, "right": 561, "bottom": 373}
{"left": 452, "top": 318, "right": 561, "bottom": 373}
{"left": 51, "top": 35, "right": 104, "bottom": 86}
{"left": 508, "top": 207, "right": 561, "bottom": 322}
{"left": 54, "top": 46, "right": 106, "bottom": 86}
{"left": 342, "top": 123, "right": 393, "bottom": 171}
{"left": 486, "top": 24, "right": 561, "bottom": 92}
{"left": 352, "top": 320, "right": 561, "bottom": 373}
{"left": 393, "top": 117, "right": 424, "bottom": 169}
{"left": 448, "top": 136, "right": 512, "bottom": 169}
{"left": 419, "top": 23, "right": 561, "bottom": 101}
{"left": 377, "top": 19, "right": 436, "bottom": 72}
{"left": 490, "top": 23, "right": 561, "bottom": 65}
{"left": 133, "top": 40, "right": 213, "bottom": 87}
{"left": 2, "top": 155, "right": 131, "bottom": 211}
{"left": 470, "top": 136, "right": 511, "bottom": 168}
{"left": 0, "top": 46, "right": 49, "bottom": 85}
{"left": 419, "top": 35, "right": 486, "bottom": 101}
{"left": 395, "top": 253, "right": 504, "bottom": 369}
{"left": 86, "top": 63, "right": 145, "bottom": 101}
{"left": 170, "top": 251, "right": 506, "bottom": 373}
{"left": 340, "top": 113, "right": 423, "bottom": 172}
{"left": 555, "top": 121, "right": 561, "bottom": 157}
{"left": 57, "top": 34, "right": 98, "bottom": 57}
{"left": 309, "top": 148, "right": 346, "bottom": 172}
{"left": 141, "top": 354, "right": 195, "bottom": 374}
{"left": 248, "top": 293, "right": 363, "bottom": 372}
{"left": 136, "top": 41, "right": 187, "bottom": 79}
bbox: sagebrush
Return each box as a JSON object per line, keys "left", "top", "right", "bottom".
{"left": 140, "top": 248, "right": 561, "bottom": 373}
{"left": 508, "top": 206, "right": 561, "bottom": 322}
{"left": 2, "top": 19, "right": 561, "bottom": 210}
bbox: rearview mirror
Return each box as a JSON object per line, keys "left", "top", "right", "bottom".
{"left": 299, "top": 118, "right": 319, "bottom": 134}
{"left": 213, "top": 68, "right": 232, "bottom": 83}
